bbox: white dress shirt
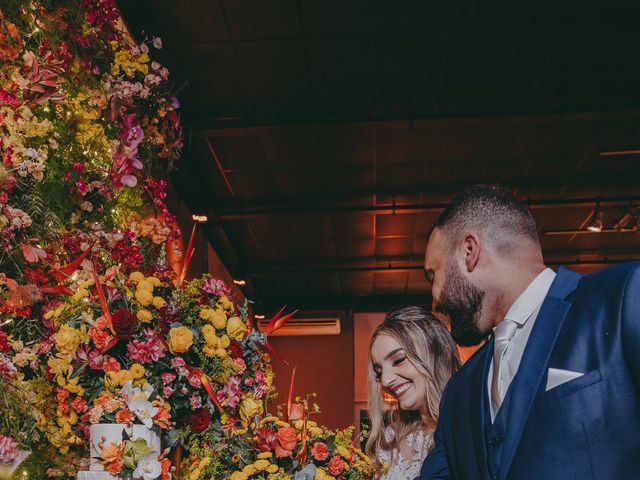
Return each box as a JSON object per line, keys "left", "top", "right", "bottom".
{"left": 488, "top": 268, "right": 556, "bottom": 421}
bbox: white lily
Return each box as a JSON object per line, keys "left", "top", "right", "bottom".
{"left": 132, "top": 453, "right": 162, "bottom": 480}
{"left": 128, "top": 399, "right": 159, "bottom": 429}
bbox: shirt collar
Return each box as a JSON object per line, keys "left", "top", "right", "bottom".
{"left": 503, "top": 267, "right": 556, "bottom": 326}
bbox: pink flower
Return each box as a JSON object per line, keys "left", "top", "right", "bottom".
{"left": 161, "top": 372, "right": 176, "bottom": 385}
{"left": 126, "top": 335, "right": 166, "bottom": 364}
{"left": 190, "top": 394, "right": 202, "bottom": 409}
{"left": 216, "top": 377, "right": 241, "bottom": 408}
{"left": 162, "top": 386, "right": 174, "bottom": 397}
{"left": 187, "top": 372, "right": 202, "bottom": 389}
{"left": 0, "top": 435, "right": 19, "bottom": 463}
{"left": 200, "top": 277, "right": 231, "bottom": 297}
{"left": 152, "top": 37, "right": 162, "bottom": 49}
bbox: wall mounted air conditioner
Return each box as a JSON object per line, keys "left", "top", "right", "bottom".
{"left": 258, "top": 317, "right": 341, "bottom": 336}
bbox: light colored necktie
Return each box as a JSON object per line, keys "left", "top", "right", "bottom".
{"left": 491, "top": 319, "right": 518, "bottom": 411}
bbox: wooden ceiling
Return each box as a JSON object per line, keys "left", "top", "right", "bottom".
{"left": 118, "top": 0, "right": 640, "bottom": 311}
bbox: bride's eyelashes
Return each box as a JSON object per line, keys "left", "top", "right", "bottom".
{"left": 392, "top": 357, "right": 406, "bottom": 367}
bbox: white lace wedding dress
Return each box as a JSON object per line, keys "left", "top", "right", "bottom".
{"left": 376, "top": 427, "right": 433, "bottom": 480}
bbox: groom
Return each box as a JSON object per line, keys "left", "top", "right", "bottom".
{"left": 417, "top": 184, "right": 640, "bottom": 480}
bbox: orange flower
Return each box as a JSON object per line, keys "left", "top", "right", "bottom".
{"left": 115, "top": 408, "right": 134, "bottom": 424}
{"left": 152, "top": 401, "right": 173, "bottom": 429}
{"left": 275, "top": 427, "right": 297, "bottom": 457}
{"left": 101, "top": 442, "right": 125, "bottom": 475}
{"left": 102, "top": 356, "right": 121, "bottom": 372}
{"left": 311, "top": 442, "right": 329, "bottom": 461}
{"left": 327, "top": 455, "right": 346, "bottom": 476}
{"left": 105, "top": 458, "right": 123, "bottom": 476}
{"left": 161, "top": 458, "right": 171, "bottom": 480}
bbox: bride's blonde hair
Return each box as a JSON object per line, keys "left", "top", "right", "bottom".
{"left": 365, "top": 305, "right": 459, "bottom": 463}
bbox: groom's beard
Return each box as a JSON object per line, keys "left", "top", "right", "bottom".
{"left": 436, "top": 263, "right": 486, "bottom": 346}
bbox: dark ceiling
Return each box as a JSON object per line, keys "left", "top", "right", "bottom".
{"left": 118, "top": 0, "right": 640, "bottom": 311}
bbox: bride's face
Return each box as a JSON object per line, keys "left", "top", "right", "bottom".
{"left": 370, "top": 333, "right": 427, "bottom": 413}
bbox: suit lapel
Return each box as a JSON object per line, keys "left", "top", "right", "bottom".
{"left": 498, "top": 267, "right": 581, "bottom": 479}
{"left": 469, "top": 341, "right": 492, "bottom": 479}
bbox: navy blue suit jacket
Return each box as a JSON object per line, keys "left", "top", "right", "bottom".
{"left": 417, "top": 262, "right": 640, "bottom": 480}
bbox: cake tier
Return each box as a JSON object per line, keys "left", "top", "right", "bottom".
{"left": 89, "top": 423, "right": 161, "bottom": 471}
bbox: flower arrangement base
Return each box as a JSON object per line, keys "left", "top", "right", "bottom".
{"left": 88, "top": 424, "right": 161, "bottom": 471}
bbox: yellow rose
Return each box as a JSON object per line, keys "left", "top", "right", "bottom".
{"left": 168, "top": 326, "right": 194, "bottom": 353}
{"left": 55, "top": 325, "right": 85, "bottom": 354}
{"left": 130, "top": 363, "right": 145, "bottom": 380}
{"left": 137, "top": 309, "right": 153, "bottom": 323}
{"left": 239, "top": 397, "right": 264, "bottom": 426}
{"left": 226, "top": 316, "right": 247, "bottom": 340}
{"left": 152, "top": 296, "right": 166, "bottom": 309}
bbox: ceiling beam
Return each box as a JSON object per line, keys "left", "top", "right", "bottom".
{"left": 244, "top": 255, "right": 640, "bottom": 276}
{"left": 189, "top": 109, "right": 640, "bottom": 136}
{"left": 214, "top": 195, "right": 640, "bottom": 220}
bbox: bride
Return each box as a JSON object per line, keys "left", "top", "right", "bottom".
{"left": 367, "top": 306, "right": 459, "bottom": 479}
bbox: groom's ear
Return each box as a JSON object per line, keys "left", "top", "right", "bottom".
{"left": 462, "top": 233, "right": 481, "bottom": 272}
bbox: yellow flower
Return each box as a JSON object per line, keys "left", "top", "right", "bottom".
{"left": 137, "top": 309, "right": 153, "bottom": 323}
{"left": 336, "top": 445, "right": 351, "bottom": 459}
{"left": 72, "top": 288, "right": 89, "bottom": 301}
{"left": 218, "top": 295, "right": 234, "bottom": 311}
{"left": 229, "top": 473, "right": 248, "bottom": 480}
{"left": 148, "top": 276, "right": 161, "bottom": 286}
{"left": 242, "top": 465, "right": 257, "bottom": 476}
{"left": 254, "top": 459, "right": 270, "bottom": 471}
{"left": 152, "top": 296, "right": 166, "bottom": 309}
{"left": 239, "top": 397, "right": 264, "bottom": 426}
{"left": 138, "top": 279, "right": 155, "bottom": 293}
{"left": 168, "top": 326, "right": 194, "bottom": 353}
{"left": 135, "top": 288, "right": 153, "bottom": 306}
{"left": 226, "top": 316, "right": 247, "bottom": 340}
{"left": 130, "top": 363, "right": 145, "bottom": 380}
{"left": 257, "top": 452, "right": 273, "bottom": 459}
{"left": 129, "top": 271, "right": 144, "bottom": 283}
{"left": 55, "top": 325, "right": 86, "bottom": 354}
{"left": 266, "top": 464, "right": 279, "bottom": 474}
{"left": 48, "top": 355, "right": 72, "bottom": 376}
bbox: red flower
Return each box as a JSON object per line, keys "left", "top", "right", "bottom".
{"left": 186, "top": 409, "right": 210, "bottom": 433}
{"left": 327, "top": 455, "right": 346, "bottom": 476}
{"left": 0, "top": 331, "right": 9, "bottom": 353}
{"left": 275, "top": 427, "right": 297, "bottom": 457}
{"left": 311, "top": 442, "right": 329, "bottom": 461}
{"left": 228, "top": 340, "right": 244, "bottom": 359}
{"left": 111, "top": 308, "right": 137, "bottom": 340}
{"left": 254, "top": 427, "right": 277, "bottom": 451}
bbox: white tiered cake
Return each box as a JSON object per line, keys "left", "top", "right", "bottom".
{"left": 76, "top": 424, "right": 161, "bottom": 480}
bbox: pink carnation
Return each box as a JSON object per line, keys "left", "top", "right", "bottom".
{"left": 161, "top": 372, "right": 176, "bottom": 384}
{"left": 0, "top": 435, "right": 19, "bottom": 463}
{"left": 162, "top": 386, "right": 174, "bottom": 397}
{"left": 190, "top": 394, "right": 202, "bottom": 409}
{"left": 187, "top": 372, "right": 202, "bottom": 389}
